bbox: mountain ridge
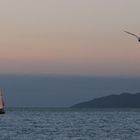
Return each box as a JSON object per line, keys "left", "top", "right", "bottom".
{"left": 71, "top": 92, "right": 140, "bottom": 108}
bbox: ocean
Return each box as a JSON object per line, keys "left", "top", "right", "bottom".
{"left": 0, "top": 108, "right": 140, "bottom": 140}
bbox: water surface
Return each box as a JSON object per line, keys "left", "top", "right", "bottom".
{"left": 0, "top": 108, "right": 140, "bottom": 140}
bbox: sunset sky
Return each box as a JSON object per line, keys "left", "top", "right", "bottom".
{"left": 0, "top": 0, "right": 140, "bottom": 76}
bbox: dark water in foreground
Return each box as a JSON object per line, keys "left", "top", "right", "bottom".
{"left": 0, "top": 108, "right": 140, "bottom": 140}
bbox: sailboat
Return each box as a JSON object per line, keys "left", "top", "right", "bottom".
{"left": 0, "top": 89, "right": 5, "bottom": 114}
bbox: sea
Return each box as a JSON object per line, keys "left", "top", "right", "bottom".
{"left": 0, "top": 108, "right": 140, "bottom": 140}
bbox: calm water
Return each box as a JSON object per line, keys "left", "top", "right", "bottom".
{"left": 0, "top": 108, "right": 140, "bottom": 140}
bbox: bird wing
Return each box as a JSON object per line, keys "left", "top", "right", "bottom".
{"left": 124, "top": 31, "right": 139, "bottom": 39}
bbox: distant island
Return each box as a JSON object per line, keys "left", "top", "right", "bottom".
{"left": 71, "top": 92, "right": 140, "bottom": 108}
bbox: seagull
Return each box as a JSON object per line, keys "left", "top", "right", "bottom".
{"left": 124, "top": 31, "right": 140, "bottom": 42}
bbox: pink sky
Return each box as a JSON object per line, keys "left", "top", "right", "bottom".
{"left": 0, "top": 0, "right": 140, "bottom": 76}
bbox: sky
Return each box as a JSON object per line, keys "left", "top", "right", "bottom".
{"left": 0, "top": 1, "right": 140, "bottom": 107}
{"left": 0, "top": 0, "right": 140, "bottom": 76}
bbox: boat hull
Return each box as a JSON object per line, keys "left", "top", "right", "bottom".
{"left": 0, "top": 111, "right": 5, "bottom": 114}
{"left": 0, "top": 109, "right": 5, "bottom": 114}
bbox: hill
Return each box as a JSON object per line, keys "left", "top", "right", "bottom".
{"left": 71, "top": 92, "right": 140, "bottom": 108}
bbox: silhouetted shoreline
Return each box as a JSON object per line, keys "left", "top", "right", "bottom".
{"left": 71, "top": 92, "right": 140, "bottom": 108}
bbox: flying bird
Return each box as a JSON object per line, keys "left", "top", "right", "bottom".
{"left": 124, "top": 31, "right": 140, "bottom": 42}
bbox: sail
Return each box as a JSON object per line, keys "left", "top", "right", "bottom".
{"left": 0, "top": 89, "right": 4, "bottom": 109}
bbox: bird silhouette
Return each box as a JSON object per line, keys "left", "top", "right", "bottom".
{"left": 124, "top": 31, "right": 140, "bottom": 42}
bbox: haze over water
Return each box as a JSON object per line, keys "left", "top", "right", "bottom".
{"left": 0, "top": 75, "right": 140, "bottom": 107}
